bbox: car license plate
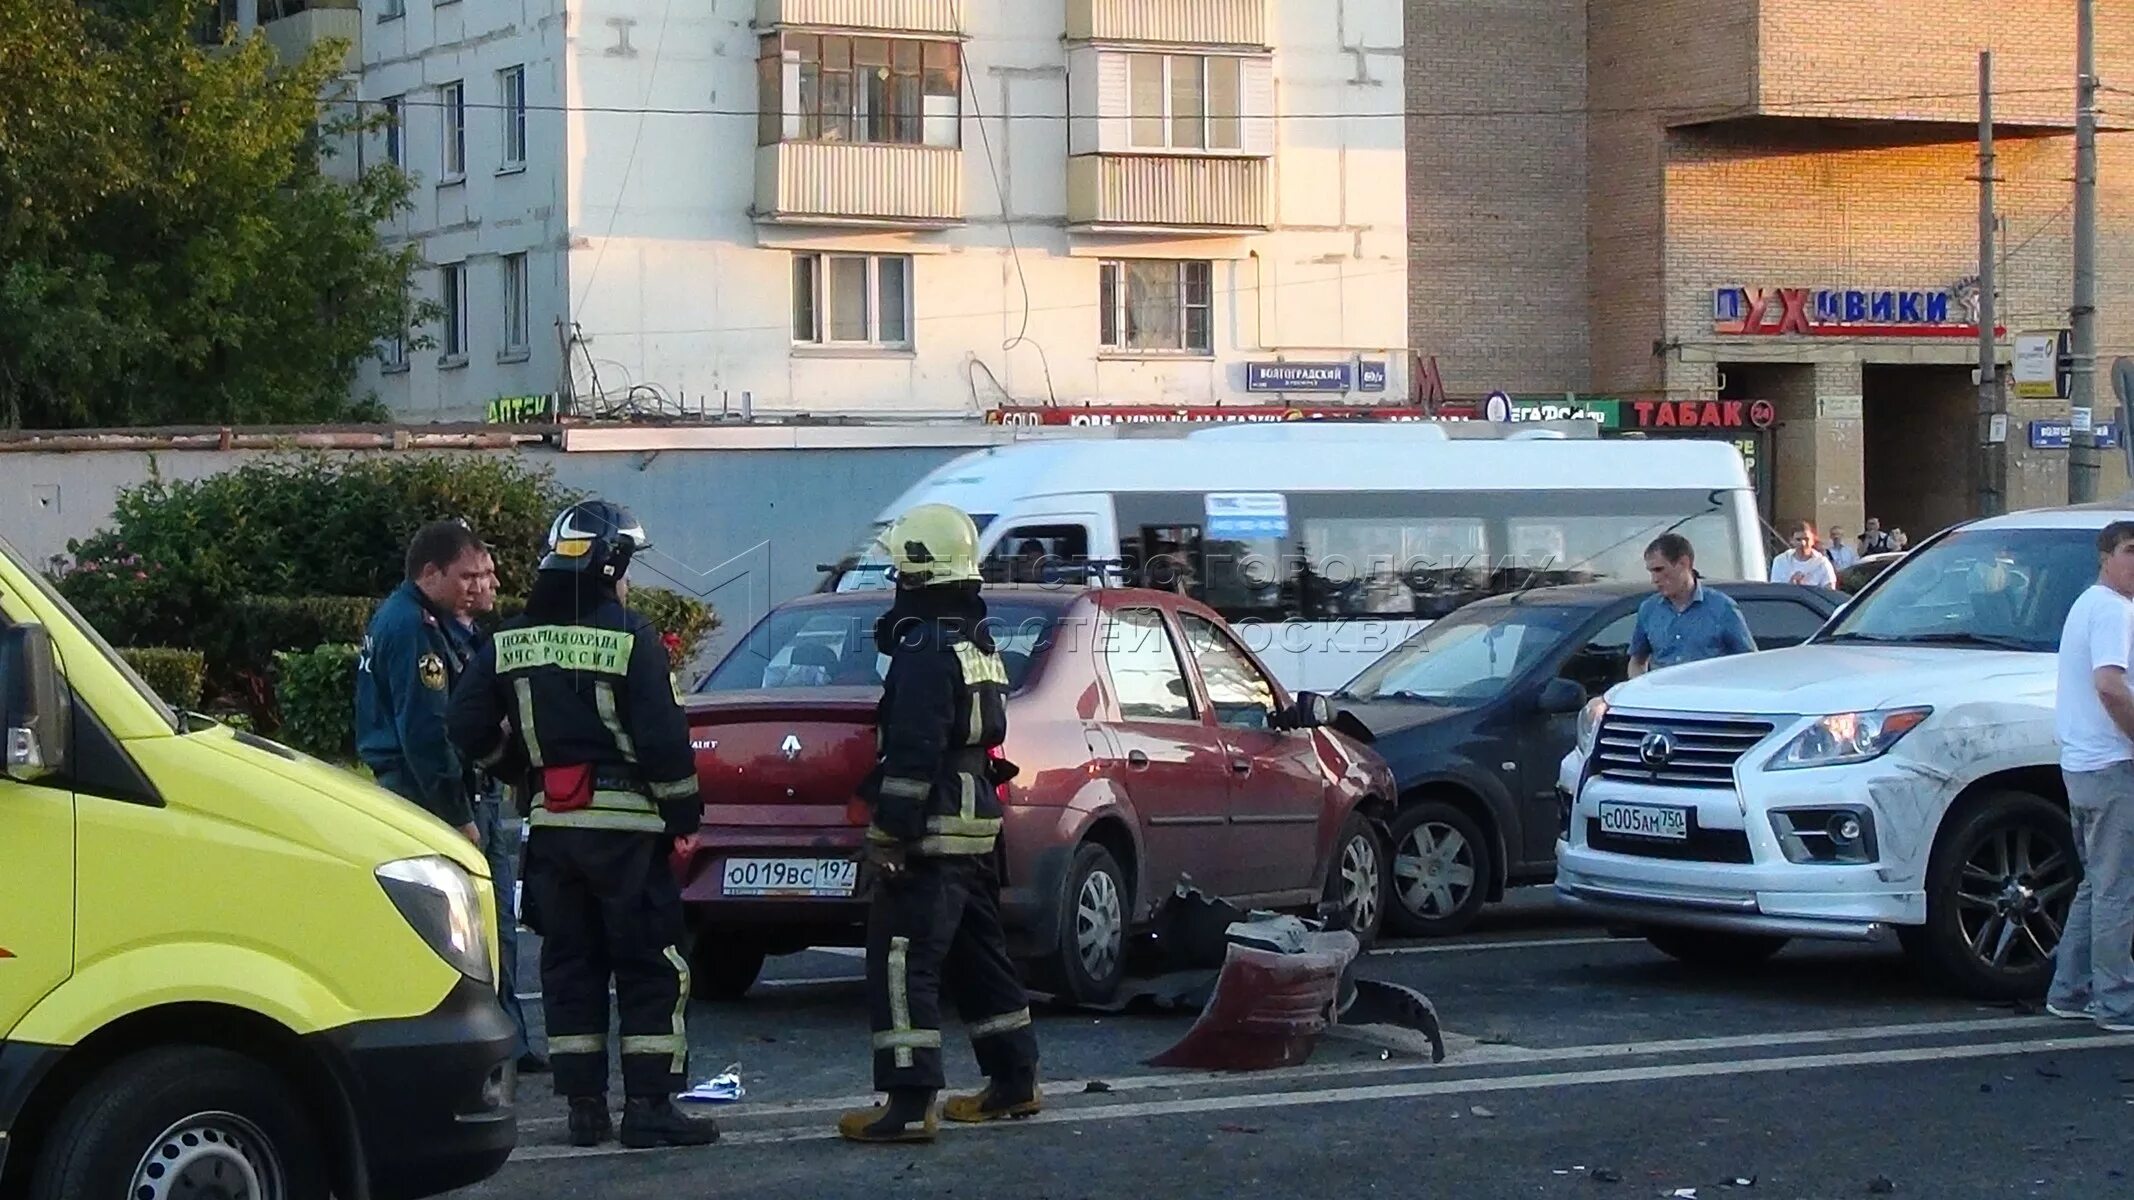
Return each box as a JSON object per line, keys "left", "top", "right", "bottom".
{"left": 721, "top": 857, "right": 859, "bottom": 898}
{"left": 1598, "top": 801, "right": 1690, "bottom": 842}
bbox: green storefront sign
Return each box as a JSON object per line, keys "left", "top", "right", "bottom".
{"left": 1508, "top": 397, "right": 1623, "bottom": 430}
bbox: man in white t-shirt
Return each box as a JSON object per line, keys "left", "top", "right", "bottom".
{"left": 1768, "top": 523, "right": 1839, "bottom": 589}
{"left": 2048, "top": 520, "right": 2134, "bottom": 1032}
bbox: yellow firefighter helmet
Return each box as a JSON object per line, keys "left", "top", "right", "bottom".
{"left": 883, "top": 504, "right": 983, "bottom": 587}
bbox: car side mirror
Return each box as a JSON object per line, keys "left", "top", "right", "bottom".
{"left": 1283, "top": 691, "right": 1335, "bottom": 730}
{"left": 1536, "top": 677, "right": 1586, "bottom": 715}
{"left": 1, "top": 624, "right": 68, "bottom": 783}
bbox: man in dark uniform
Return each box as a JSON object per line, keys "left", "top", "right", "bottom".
{"left": 447, "top": 499, "right": 719, "bottom": 1150}
{"left": 838, "top": 503, "right": 1042, "bottom": 1144}
{"left": 357, "top": 519, "right": 488, "bottom": 845}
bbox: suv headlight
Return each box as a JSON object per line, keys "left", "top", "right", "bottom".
{"left": 1576, "top": 697, "right": 1609, "bottom": 755}
{"left": 1766, "top": 708, "right": 1932, "bottom": 771}
{"left": 377, "top": 856, "right": 493, "bottom": 983}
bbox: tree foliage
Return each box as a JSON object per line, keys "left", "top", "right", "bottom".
{"left": 0, "top": 0, "right": 431, "bottom": 428}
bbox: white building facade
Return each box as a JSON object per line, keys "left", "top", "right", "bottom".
{"left": 347, "top": 0, "right": 1408, "bottom": 422}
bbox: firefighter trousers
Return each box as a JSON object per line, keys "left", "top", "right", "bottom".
{"left": 865, "top": 853, "right": 1038, "bottom": 1093}
{"left": 523, "top": 827, "right": 693, "bottom": 1099}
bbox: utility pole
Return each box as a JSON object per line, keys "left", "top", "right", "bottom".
{"left": 2070, "top": 0, "right": 2101, "bottom": 501}
{"left": 1977, "top": 51, "right": 2006, "bottom": 518}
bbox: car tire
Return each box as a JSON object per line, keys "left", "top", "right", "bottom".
{"left": 688, "top": 935, "right": 768, "bottom": 1002}
{"left": 1031, "top": 842, "right": 1130, "bottom": 1007}
{"left": 29, "top": 1045, "right": 329, "bottom": 1200}
{"left": 1907, "top": 790, "right": 2077, "bottom": 1002}
{"left": 1643, "top": 928, "right": 1790, "bottom": 969}
{"left": 1323, "top": 811, "right": 1387, "bottom": 950}
{"left": 1383, "top": 801, "right": 1491, "bottom": 938}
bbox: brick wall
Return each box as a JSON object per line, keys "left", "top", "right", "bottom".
{"left": 1405, "top": 0, "right": 1589, "bottom": 394}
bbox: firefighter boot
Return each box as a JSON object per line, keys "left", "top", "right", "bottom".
{"left": 567, "top": 1098, "right": 613, "bottom": 1147}
{"left": 837, "top": 1088, "right": 940, "bottom": 1144}
{"left": 620, "top": 1097, "right": 722, "bottom": 1149}
{"left": 944, "top": 1067, "right": 1042, "bottom": 1123}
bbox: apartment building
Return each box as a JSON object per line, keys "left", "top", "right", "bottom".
{"left": 340, "top": 0, "right": 1405, "bottom": 422}
{"left": 1409, "top": 0, "right": 2134, "bottom": 539}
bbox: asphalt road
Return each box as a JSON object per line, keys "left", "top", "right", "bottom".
{"left": 452, "top": 893, "right": 2134, "bottom": 1200}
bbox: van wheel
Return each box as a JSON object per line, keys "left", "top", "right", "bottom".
{"left": 690, "top": 936, "right": 768, "bottom": 1002}
{"left": 1031, "top": 842, "right": 1129, "bottom": 1006}
{"left": 29, "top": 1045, "right": 328, "bottom": 1200}
{"left": 1323, "top": 812, "right": 1386, "bottom": 949}
{"left": 1644, "top": 928, "right": 1790, "bottom": 968}
{"left": 1384, "top": 801, "right": 1490, "bottom": 938}
{"left": 1908, "top": 791, "right": 2077, "bottom": 1001}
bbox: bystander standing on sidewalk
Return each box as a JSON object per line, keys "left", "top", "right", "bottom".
{"left": 1768, "top": 523, "right": 1839, "bottom": 589}
{"left": 2047, "top": 520, "right": 2134, "bottom": 1032}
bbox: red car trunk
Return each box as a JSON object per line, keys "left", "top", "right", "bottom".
{"left": 685, "top": 688, "right": 880, "bottom": 834}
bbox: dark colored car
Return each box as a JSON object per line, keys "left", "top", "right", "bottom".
{"left": 1324, "top": 581, "right": 1845, "bottom": 938}
{"left": 676, "top": 585, "right": 1395, "bottom": 1006}
{"left": 1837, "top": 551, "right": 1906, "bottom": 593}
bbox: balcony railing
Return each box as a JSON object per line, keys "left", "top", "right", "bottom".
{"left": 755, "top": 142, "right": 964, "bottom": 227}
{"left": 757, "top": 0, "right": 963, "bottom": 36}
{"left": 1066, "top": 154, "right": 1270, "bottom": 232}
{"left": 262, "top": 5, "right": 361, "bottom": 71}
{"left": 1066, "top": 0, "right": 1267, "bottom": 47}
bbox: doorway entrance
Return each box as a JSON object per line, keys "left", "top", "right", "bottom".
{"left": 1863, "top": 364, "right": 1973, "bottom": 542}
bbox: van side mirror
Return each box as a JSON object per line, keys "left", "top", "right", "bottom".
{"left": 0, "top": 624, "right": 68, "bottom": 782}
{"left": 1536, "top": 677, "right": 1587, "bottom": 715}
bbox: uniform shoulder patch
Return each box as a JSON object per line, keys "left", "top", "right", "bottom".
{"left": 418, "top": 652, "right": 448, "bottom": 691}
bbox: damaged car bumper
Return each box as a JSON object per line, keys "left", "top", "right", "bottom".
{"left": 1553, "top": 730, "right": 1940, "bottom": 941}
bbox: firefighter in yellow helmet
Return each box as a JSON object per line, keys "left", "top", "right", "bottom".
{"left": 838, "top": 504, "right": 1042, "bottom": 1143}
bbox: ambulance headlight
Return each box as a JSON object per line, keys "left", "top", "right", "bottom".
{"left": 377, "top": 856, "right": 494, "bottom": 983}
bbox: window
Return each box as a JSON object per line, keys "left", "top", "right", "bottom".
{"left": 500, "top": 253, "right": 529, "bottom": 357}
{"left": 1103, "top": 609, "right": 1196, "bottom": 722}
{"left": 699, "top": 600, "right": 1057, "bottom": 693}
{"left": 1560, "top": 613, "right": 1637, "bottom": 698}
{"left": 381, "top": 327, "right": 408, "bottom": 371}
{"left": 439, "top": 262, "right": 467, "bottom": 363}
{"left": 1100, "top": 260, "right": 1212, "bottom": 355}
{"left": 759, "top": 33, "right": 959, "bottom": 147}
{"left": 1127, "top": 54, "right": 1242, "bottom": 152}
{"left": 499, "top": 66, "right": 527, "bottom": 168}
{"left": 439, "top": 81, "right": 466, "bottom": 179}
{"left": 1739, "top": 599, "right": 1831, "bottom": 651}
{"left": 1179, "top": 613, "right": 1275, "bottom": 730}
{"left": 792, "top": 253, "right": 912, "bottom": 348}
{"left": 380, "top": 0, "right": 405, "bottom": 20}
{"left": 382, "top": 94, "right": 404, "bottom": 168}
{"left": 1344, "top": 602, "right": 1588, "bottom": 706}
{"left": 983, "top": 525, "right": 1093, "bottom": 584}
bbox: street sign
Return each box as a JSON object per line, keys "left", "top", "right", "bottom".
{"left": 1483, "top": 391, "right": 1513, "bottom": 422}
{"left": 2031, "top": 419, "right": 2119, "bottom": 450}
{"left": 2013, "top": 332, "right": 2062, "bottom": 399}
{"left": 1359, "top": 361, "right": 1388, "bottom": 392}
{"left": 1246, "top": 362, "right": 1353, "bottom": 393}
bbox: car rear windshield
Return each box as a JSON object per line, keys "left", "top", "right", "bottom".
{"left": 699, "top": 599, "right": 1058, "bottom": 693}
{"left": 1819, "top": 526, "right": 2102, "bottom": 653}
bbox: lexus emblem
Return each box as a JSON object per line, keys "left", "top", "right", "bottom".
{"left": 780, "top": 734, "right": 802, "bottom": 762}
{"left": 1638, "top": 731, "right": 1675, "bottom": 768}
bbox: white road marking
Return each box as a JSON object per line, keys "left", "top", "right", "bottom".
{"left": 515, "top": 975, "right": 866, "bottom": 1001}
{"left": 510, "top": 1014, "right": 2060, "bottom": 1130}
{"left": 1373, "top": 935, "right": 1625, "bottom": 956}
{"left": 505, "top": 1030, "right": 2134, "bottom": 1162}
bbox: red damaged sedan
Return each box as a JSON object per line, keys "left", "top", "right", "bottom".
{"left": 676, "top": 584, "right": 1395, "bottom": 1006}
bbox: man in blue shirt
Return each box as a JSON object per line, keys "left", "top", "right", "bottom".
{"left": 1629, "top": 533, "right": 1756, "bottom": 678}
{"left": 356, "top": 519, "right": 490, "bottom": 843}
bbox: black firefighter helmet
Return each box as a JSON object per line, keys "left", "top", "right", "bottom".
{"left": 540, "top": 499, "right": 651, "bottom": 582}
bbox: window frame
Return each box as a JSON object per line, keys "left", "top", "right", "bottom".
{"left": 1738, "top": 597, "right": 1834, "bottom": 651}
{"left": 1126, "top": 52, "right": 1245, "bottom": 154}
{"left": 439, "top": 261, "right": 468, "bottom": 365}
{"left": 791, "top": 252, "right": 915, "bottom": 349}
{"left": 498, "top": 65, "right": 527, "bottom": 170}
{"left": 1100, "top": 259, "right": 1214, "bottom": 356}
{"left": 382, "top": 94, "right": 404, "bottom": 169}
{"left": 1177, "top": 612, "right": 1279, "bottom": 731}
{"left": 1100, "top": 607, "right": 1201, "bottom": 724}
{"left": 438, "top": 80, "right": 466, "bottom": 181}
{"left": 758, "top": 32, "right": 961, "bottom": 149}
{"left": 499, "top": 252, "right": 530, "bottom": 359}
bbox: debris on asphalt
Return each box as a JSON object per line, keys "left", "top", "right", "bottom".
{"left": 1866, "top": 1175, "right": 1896, "bottom": 1194}
{"left": 2037, "top": 1063, "right": 2065, "bottom": 1080}
{"left": 679, "top": 1063, "right": 745, "bottom": 1104}
{"left": 1980, "top": 1083, "right": 1993, "bottom": 1093}
{"left": 1470, "top": 1105, "right": 1495, "bottom": 1119}
{"left": 1724, "top": 1176, "right": 1756, "bottom": 1188}
{"left": 1592, "top": 1168, "right": 1623, "bottom": 1184}
{"left": 1216, "top": 1122, "right": 1264, "bottom": 1135}
{"left": 1478, "top": 1031, "right": 1514, "bottom": 1046}
{"left": 1084, "top": 1080, "right": 1114, "bottom": 1094}
{"left": 1669, "top": 1189, "right": 1699, "bottom": 1198}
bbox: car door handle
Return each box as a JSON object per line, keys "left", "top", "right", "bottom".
{"left": 1126, "top": 750, "right": 1150, "bottom": 770}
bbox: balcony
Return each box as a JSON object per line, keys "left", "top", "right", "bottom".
{"left": 755, "top": 142, "right": 964, "bottom": 228}
{"left": 757, "top": 0, "right": 963, "bottom": 37}
{"left": 1066, "top": 154, "right": 1270, "bottom": 234}
{"left": 1066, "top": 0, "right": 1267, "bottom": 48}
{"left": 262, "top": 1, "right": 361, "bottom": 72}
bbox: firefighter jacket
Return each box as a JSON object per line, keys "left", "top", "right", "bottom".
{"left": 446, "top": 595, "right": 701, "bottom": 837}
{"left": 861, "top": 595, "right": 1016, "bottom": 858}
{"left": 355, "top": 581, "right": 473, "bottom": 828}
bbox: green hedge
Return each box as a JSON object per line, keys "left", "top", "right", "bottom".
{"left": 273, "top": 643, "right": 360, "bottom": 763}
{"left": 119, "top": 647, "right": 206, "bottom": 711}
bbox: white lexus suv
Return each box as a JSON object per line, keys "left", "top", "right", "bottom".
{"left": 1556, "top": 503, "right": 2134, "bottom": 1000}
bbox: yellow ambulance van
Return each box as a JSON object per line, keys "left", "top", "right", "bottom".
{"left": 0, "top": 531, "right": 515, "bottom": 1200}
